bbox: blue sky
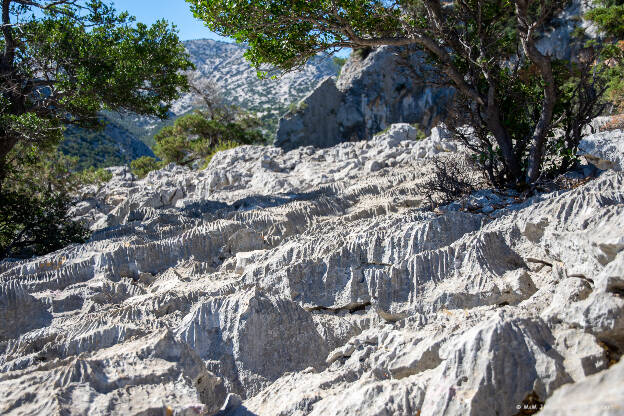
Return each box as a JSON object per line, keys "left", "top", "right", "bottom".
{"left": 111, "top": 0, "right": 227, "bottom": 42}
{"left": 110, "top": 0, "right": 350, "bottom": 57}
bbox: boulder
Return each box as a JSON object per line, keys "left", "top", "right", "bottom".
{"left": 275, "top": 46, "right": 454, "bottom": 150}
{"left": 578, "top": 129, "right": 624, "bottom": 171}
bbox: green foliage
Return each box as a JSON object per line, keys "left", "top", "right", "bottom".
{"left": 0, "top": 0, "right": 194, "bottom": 258}
{"left": 74, "top": 167, "right": 114, "bottom": 185}
{"left": 187, "top": 0, "right": 607, "bottom": 184}
{"left": 60, "top": 128, "right": 128, "bottom": 169}
{"left": 0, "top": 144, "right": 101, "bottom": 260}
{"left": 287, "top": 100, "right": 308, "bottom": 115}
{"left": 333, "top": 56, "right": 348, "bottom": 76}
{"left": 187, "top": 0, "right": 403, "bottom": 72}
{"left": 586, "top": 0, "right": 624, "bottom": 111}
{"left": 373, "top": 126, "right": 391, "bottom": 137}
{"left": 153, "top": 109, "right": 265, "bottom": 167}
{"left": 130, "top": 156, "right": 164, "bottom": 179}
{"left": 460, "top": 57, "right": 606, "bottom": 182}
{"left": 287, "top": 102, "right": 299, "bottom": 114}
{"left": 60, "top": 120, "right": 156, "bottom": 170}
{"left": 586, "top": 0, "right": 624, "bottom": 39}
{"left": 608, "top": 66, "right": 624, "bottom": 111}
{"left": 0, "top": 0, "right": 194, "bottom": 182}
{"left": 0, "top": 189, "right": 90, "bottom": 260}
{"left": 333, "top": 57, "right": 348, "bottom": 67}
{"left": 410, "top": 124, "right": 428, "bottom": 141}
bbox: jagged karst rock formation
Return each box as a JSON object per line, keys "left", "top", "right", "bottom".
{"left": 1, "top": 124, "right": 623, "bottom": 415}
{"left": 275, "top": 47, "right": 454, "bottom": 150}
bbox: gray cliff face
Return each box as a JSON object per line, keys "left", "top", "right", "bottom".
{"left": 273, "top": 77, "right": 344, "bottom": 150}
{"left": 1, "top": 123, "right": 623, "bottom": 415}
{"left": 274, "top": 0, "right": 593, "bottom": 152}
{"left": 275, "top": 47, "right": 454, "bottom": 151}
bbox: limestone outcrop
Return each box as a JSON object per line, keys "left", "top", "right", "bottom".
{"left": 1, "top": 125, "right": 623, "bottom": 415}
{"left": 275, "top": 47, "right": 454, "bottom": 150}
{"left": 274, "top": 0, "right": 591, "bottom": 151}
{"left": 579, "top": 129, "right": 624, "bottom": 171}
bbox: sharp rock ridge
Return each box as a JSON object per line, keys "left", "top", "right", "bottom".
{"left": 1, "top": 123, "right": 624, "bottom": 415}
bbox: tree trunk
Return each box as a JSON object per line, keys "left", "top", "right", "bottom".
{"left": 485, "top": 84, "right": 523, "bottom": 182}
{"left": 1, "top": 0, "right": 15, "bottom": 72}
{"left": 525, "top": 65, "right": 556, "bottom": 182}
{"left": 515, "top": 0, "right": 557, "bottom": 183}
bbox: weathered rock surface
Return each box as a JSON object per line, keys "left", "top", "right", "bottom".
{"left": 1, "top": 125, "right": 623, "bottom": 415}
{"left": 538, "top": 359, "right": 624, "bottom": 415}
{"left": 579, "top": 129, "right": 624, "bottom": 171}
{"left": 274, "top": 0, "right": 592, "bottom": 151}
{"left": 275, "top": 47, "right": 454, "bottom": 150}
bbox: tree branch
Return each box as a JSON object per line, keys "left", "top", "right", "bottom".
{"left": 1, "top": 0, "right": 15, "bottom": 72}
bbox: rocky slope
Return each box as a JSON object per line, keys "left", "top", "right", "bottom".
{"left": 1, "top": 124, "right": 623, "bottom": 415}
{"left": 275, "top": 47, "right": 454, "bottom": 151}
{"left": 180, "top": 40, "right": 340, "bottom": 121}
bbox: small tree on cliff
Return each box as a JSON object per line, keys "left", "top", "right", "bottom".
{"left": 188, "top": 0, "right": 605, "bottom": 186}
{"left": 0, "top": 0, "right": 194, "bottom": 189}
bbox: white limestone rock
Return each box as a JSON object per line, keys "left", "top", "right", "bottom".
{"left": 1, "top": 128, "right": 623, "bottom": 415}
{"left": 537, "top": 359, "right": 624, "bottom": 416}
{"left": 578, "top": 129, "right": 624, "bottom": 171}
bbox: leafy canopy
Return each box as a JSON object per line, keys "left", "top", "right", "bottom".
{"left": 189, "top": 0, "right": 606, "bottom": 186}
{"left": 0, "top": 0, "right": 194, "bottom": 181}
{"left": 187, "top": 0, "right": 405, "bottom": 72}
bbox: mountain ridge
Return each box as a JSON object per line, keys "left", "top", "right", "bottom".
{"left": 60, "top": 38, "right": 341, "bottom": 169}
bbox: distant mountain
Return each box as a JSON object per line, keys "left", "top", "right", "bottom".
{"left": 181, "top": 39, "right": 342, "bottom": 132}
{"left": 60, "top": 39, "right": 341, "bottom": 168}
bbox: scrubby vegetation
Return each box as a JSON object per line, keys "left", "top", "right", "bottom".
{"left": 61, "top": 127, "right": 134, "bottom": 170}
{"left": 0, "top": 0, "right": 192, "bottom": 259}
{"left": 287, "top": 101, "right": 309, "bottom": 115}
{"left": 587, "top": 0, "right": 624, "bottom": 112}
{"left": 135, "top": 77, "right": 267, "bottom": 177}
{"left": 333, "top": 56, "right": 348, "bottom": 76}
{"left": 0, "top": 144, "right": 112, "bottom": 260}
{"left": 153, "top": 111, "right": 263, "bottom": 167}
{"left": 418, "top": 156, "right": 484, "bottom": 207}
{"left": 131, "top": 156, "right": 164, "bottom": 179}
